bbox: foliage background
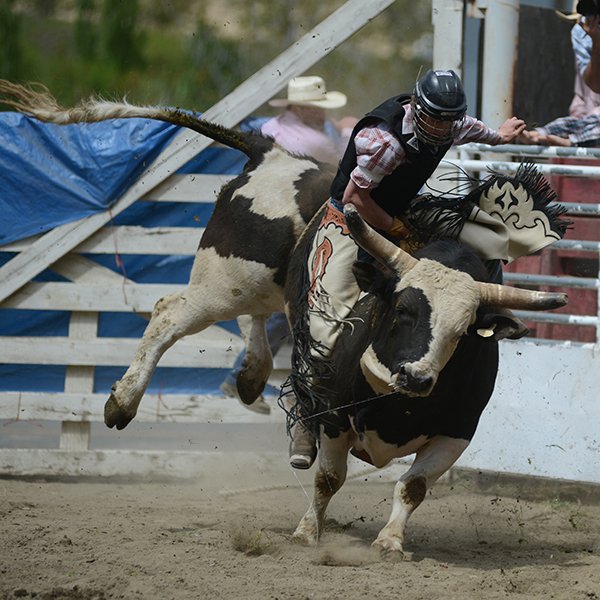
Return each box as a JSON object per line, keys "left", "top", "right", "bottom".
{"left": 0, "top": 0, "right": 433, "bottom": 118}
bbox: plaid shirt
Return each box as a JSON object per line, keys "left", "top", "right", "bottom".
{"left": 569, "top": 23, "right": 600, "bottom": 117}
{"left": 537, "top": 113, "right": 600, "bottom": 146}
{"left": 572, "top": 22, "right": 592, "bottom": 75}
{"left": 351, "top": 103, "right": 502, "bottom": 189}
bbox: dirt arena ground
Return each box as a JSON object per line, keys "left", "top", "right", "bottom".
{"left": 1, "top": 456, "right": 600, "bottom": 600}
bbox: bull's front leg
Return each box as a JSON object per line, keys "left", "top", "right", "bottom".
{"left": 373, "top": 435, "right": 469, "bottom": 559}
{"left": 105, "top": 286, "right": 215, "bottom": 429}
{"left": 292, "top": 429, "right": 353, "bottom": 545}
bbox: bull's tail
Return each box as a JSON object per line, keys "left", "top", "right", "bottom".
{"left": 0, "top": 79, "right": 272, "bottom": 162}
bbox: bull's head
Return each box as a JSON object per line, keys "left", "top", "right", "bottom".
{"left": 343, "top": 204, "right": 568, "bottom": 397}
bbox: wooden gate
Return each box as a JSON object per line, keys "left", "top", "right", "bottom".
{"left": 0, "top": 0, "right": 398, "bottom": 476}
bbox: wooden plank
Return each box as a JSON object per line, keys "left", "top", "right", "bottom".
{"left": 3, "top": 281, "right": 183, "bottom": 312}
{"left": 50, "top": 254, "right": 131, "bottom": 284}
{"left": 0, "top": 449, "right": 288, "bottom": 478}
{"left": 0, "top": 0, "right": 397, "bottom": 304}
{"left": 0, "top": 391, "right": 284, "bottom": 423}
{"left": 0, "top": 333, "right": 246, "bottom": 367}
{"left": 73, "top": 226, "right": 202, "bottom": 255}
{"left": 2, "top": 226, "right": 203, "bottom": 255}
{"left": 141, "top": 173, "right": 235, "bottom": 202}
{"left": 0, "top": 335, "right": 291, "bottom": 370}
{"left": 61, "top": 312, "right": 97, "bottom": 450}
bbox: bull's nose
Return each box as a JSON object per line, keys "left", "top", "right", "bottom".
{"left": 399, "top": 363, "right": 434, "bottom": 394}
{"left": 406, "top": 371, "right": 433, "bottom": 393}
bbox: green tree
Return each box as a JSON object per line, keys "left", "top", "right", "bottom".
{"left": 186, "top": 17, "right": 247, "bottom": 107}
{"left": 0, "top": 0, "right": 23, "bottom": 80}
{"left": 100, "top": 0, "right": 144, "bottom": 70}
{"left": 75, "top": 0, "right": 98, "bottom": 61}
{"left": 225, "top": 0, "right": 432, "bottom": 116}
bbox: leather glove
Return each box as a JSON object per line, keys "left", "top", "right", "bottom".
{"left": 388, "top": 217, "right": 410, "bottom": 240}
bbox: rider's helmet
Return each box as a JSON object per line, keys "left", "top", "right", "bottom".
{"left": 411, "top": 69, "right": 467, "bottom": 145}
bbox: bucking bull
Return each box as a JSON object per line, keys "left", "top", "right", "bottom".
{"left": 283, "top": 204, "right": 566, "bottom": 555}
{"left": 0, "top": 80, "right": 568, "bottom": 557}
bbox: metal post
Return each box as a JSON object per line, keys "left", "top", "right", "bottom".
{"left": 432, "top": 0, "right": 464, "bottom": 75}
{"left": 480, "top": 0, "right": 520, "bottom": 128}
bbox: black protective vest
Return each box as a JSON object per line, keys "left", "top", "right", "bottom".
{"left": 329, "top": 94, "right": 452, "bottom": 217}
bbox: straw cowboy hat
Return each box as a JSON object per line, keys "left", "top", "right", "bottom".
{"left": 268, "top": 76, "right": 347, "bottom": 109}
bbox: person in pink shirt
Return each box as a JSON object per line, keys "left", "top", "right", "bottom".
{"left": 261, "top": 75, "right": 357, "bottom": 165}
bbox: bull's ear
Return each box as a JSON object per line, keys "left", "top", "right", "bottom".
{"left": 352, "top": 261, "right": 392, "bottom": 295}
{"left": 468, "top": 311, "right": 530, "bottom": 341}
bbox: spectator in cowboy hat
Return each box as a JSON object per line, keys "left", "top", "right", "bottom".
{"left": 260, "top": 75, "right": 358, "bottom": 165}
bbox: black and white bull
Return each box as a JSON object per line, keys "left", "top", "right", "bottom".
{"left": 0, "top": 79, "right": 334, "bottom": 426}
{"left": 284, "top": 204, "right": 567, "bottom": 557}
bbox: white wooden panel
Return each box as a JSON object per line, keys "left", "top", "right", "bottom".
{"left": 59, "top": 421, "right": 91, "bottom": 451}
{"left": 0, "top": 448, "right": 407, "bottom": 479}
{"left": 74, "top": 226, "right": 202, "bottom": 255}
{"left": 0, "top": 335, "right": 291, "bottom": 370}
{"left": 0, "top": 449, "right": 285, "bottom": 478}
{"left": 61, "top": 312, "right": 97, "bottom": 450}
{"left": 50, "top": 254, "right": 131, "bottom": 284}
{"left": 0, "top": 391, "right": 283, "bottom": 424}
{"left": 2, "top": 227, "right": 203, "bottom": 255}
{"left": 3, "top": 281, "right": 183, "bottom": 312}
{"left": 0, "top": 333, "right": 244, "bottom": 367}
{"left": 458, "top": 341, "right": 600, "bottom": 485}
{"left": 142, "top": 173, "right": 235, "bottom": 202}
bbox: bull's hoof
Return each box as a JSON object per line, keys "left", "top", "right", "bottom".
{"left": 291, "top": 528, "right": 318, "bottom": 546}
{"left": 371, "top": 537, "right": 406, "bottom": 561}
{"left": 104, "top": 394, "right": 135, "bottom": 430}
{"left": 236, "top": 375, "right": 268, "bottom": 407}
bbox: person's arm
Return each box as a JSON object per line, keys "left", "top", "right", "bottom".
{"left": 342, "top": 180, "right": 393, "bottom": 231}
{"left": 454, "top": 115, "right": 526, "bottom": 146}
{"left": 580, "top": 15, "right": 600, "bottom": 93}
{"left": 341, "top": 124, "right": 410, "bottom": 238}
{"left": 342, "top": 181, "right": 409, "bottom": 237}
{"left": 495, "top": 117, "right": 527, "bottom": 144}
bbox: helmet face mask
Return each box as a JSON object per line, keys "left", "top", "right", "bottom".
{"left": 412, "top": 99, "right": 465, "bottom": 145}
{"left": 412, "top": 69, "right": 467, "bottom": 146}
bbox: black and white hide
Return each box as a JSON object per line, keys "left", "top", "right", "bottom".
{"left": 283, "top": 204, "right": 567, "bottom": 557}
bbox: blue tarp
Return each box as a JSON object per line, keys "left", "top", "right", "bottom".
{"left": 0, "top": 113, "right": 253, "bottom": 394}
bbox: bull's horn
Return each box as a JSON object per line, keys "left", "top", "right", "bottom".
{"left": 343, "top": 204, "right": 418, "bottom": 275}
{"left": 478, "top": 282, "right": 568, "bottom": 310}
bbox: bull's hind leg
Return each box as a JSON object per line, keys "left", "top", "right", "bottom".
{"left": 372, "top": 435, "right": 469, "bottom": 559}
{"left": 292, "top": 429, "right": 354, "bottom": 545}
{"left": 235, "top": 314, "right": 272, "bottom": 405}
{"left": 104, "top": 286, "right": 216, "bottom": 429}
